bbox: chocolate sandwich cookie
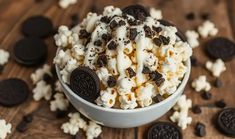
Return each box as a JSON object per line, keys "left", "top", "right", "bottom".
{"left": 216, "top": 108, "right": 235, "bottom": 137}
{"left": 206, "top": 37, "right": 235, "bottom": 61}
{"left": 122, "top": 5, "right": 150, "bottom": 21}
{"left": 70, "top": 67, "right": 100, "bottom": 103}
{"left": 158, "top": 20, "right": 187, "bottom": 42}
{"left": 0, "top": 78, "right": 29, "bottom": 107}
{"left": 147, "top": 121, "right": 182, "bottom": 139}
{"left": 13, "top": 37, "right": 47, "bottom": 66}
{"left": 22, "top": 16, "right": 53, "bottom": 38}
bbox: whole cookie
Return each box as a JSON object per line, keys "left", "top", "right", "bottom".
{"left": 147, "top": 121, "right": 182, "bottom": 139}
{"left": 70, "top": 67, "right": 100, "bottom": 103}
{"left": 206, "top": 37, "right": 235, "bottom": 61}
{"left": 0, "top": 78, "right": 29, "bottom": 107}
{"left": 122, "top": 5, "right": 150, "bottom": 21}
{"left": 216, "top": 108, "right": 235, "bottom": 137}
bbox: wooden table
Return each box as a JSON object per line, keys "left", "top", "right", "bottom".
{"left": 0, "top": 0, "right": 235, "bottom": 138}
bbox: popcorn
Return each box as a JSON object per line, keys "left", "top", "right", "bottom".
{"left": 191, "top": 75, "right": 211, "bottom": 92}
{"left": 30, "top": 64, "right": 52, "bottom": 84}
{"left": 174, "top": 41, "right": 192, "bottom": 62}
{"left": 55, "top": 80, "right": 63, "bottom": 92}
{"left": 0, "top": 49, "right": 9, "bottom": 65}
{"left": 185, "top": 30, "right": 199, "bottom": 49}
{"left": 158, "top": 80, "right": 177, "bottom": 95}
{"left": 71, "top": 44, "right": 85, "bottom": 61}
{"left": 54, "top": 26, "right": 78, "bottom": 47}
{"left": 54, "top": 49, "right": 72, "bottom": 68}
{"left": 96, "top": 67, "right": 111, "bottom": 87}
{"left": 81, "top": 13, "right": 101, "bottom": 32}
{"left": 103, "top": 6, "right": 122, "bottom": 17}
{"left": 86, "top": 121, "right": 102, "bottom": 139}
{"left": 161, "top": 26, "right": 178, "bottom": 45}
{"left": 60, "top": 58, "right": 78, "bottom": 84}
{"left": 107, "top": 58, "right": 118, "bottom": 75}
{"left": 61, "top": 113, "right": 87, "bottom": 135}
{"left": 119, "top": 93, "right": 138, "bottom": 110}
{"left": 33, "top": 80, "right": 52, "bottom": 101}
{"left": 117, "top": 77, "right": 136, "bottom": 95}
{"left": 50, "top": 93, "right": 69, "bottom": 111}
{"left": 58, "top": 0, "right": 77, "bottom": 9}
{"left": 150, "top": 8, "right": 162, "bottom": 19}
{"left": 136, "top": 83, "right": 156, "bottom": 107}
{"left": 96, "top": 88, "right": 117, "bottom": 108}
{"left": 206, "top": 59, "right": 226, "bottom": 77}
{"left": 170, "top": 95, "right": 192, "bottom": 130}
{"left": 0, "top": 119, "right": 11, "bottom": 139}
{"left": 144, "top": 53, "right": 158, "bottom": 71}
{"left": 198, "top": 20, "right": 218, "bottom": 38}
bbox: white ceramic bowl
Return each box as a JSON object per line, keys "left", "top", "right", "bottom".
{"left": 56, "top": 59, "right": 190, "bottom": 128}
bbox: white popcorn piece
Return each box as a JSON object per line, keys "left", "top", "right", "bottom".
{"left": 33, "top": 80, "right": 52, "bottom": 101}
{"left": 54, "top": 26, "right": 78, "bottom": 47}
{"left": 86, "top": 121, "right": 102, "bottom": 139}
{"left": 150, "top": 8, "right": 162, "bottom": 19}
{"left": 61, "top": 113, "right": 87, "bottom": 135}
{"left": 30, "top": 64, "right": 52, "bottom": 85}
{"left": 170, "top": 95, "right": 192, "bottom": 130}
{"left": 50, "top": 93, "right": 69, "bottom": 111}
{"left": 54, "top": 49, "right": 73, "bottom": 68}
{"left": 136, "top": 83, "right": 156, "bottom": 107}
{"left": 174, "top": 41, "right": 193, "bottom": 62}
{"left": 119, "top": 93, "right": 138, "bottom": 110}
{"left": 0, "top": 119, "right": 11, "bottom": 139}
{"left": 55, "top": 80, "right": 63, "bottom": 92}
{"left": 198, "top": 20, "right": 218, "bottom": 38}
{"left": 191, "top": 75, "right": 211, "bottom": 92}
{"left": 96, "top": 88, "right": 117, "bottom": 108}
{"left": 144, "top": 53, "right": 158, "bottom": 71}
{"left": 96, "top": 67, "right": 111, "bottom": 87}
{"left": 206, "top": 59, "right": 226, "bottom": 77}
{"left": 161, "top": 26, "right": 178, "bottom": 45}
{"left": 58, "top": 0, "right": 77, "bottom": 9}
{"left": 0, "top": 49, "right": 9, "bottom": 65}
{"left": 103, "top": 6, "right": 122, "bottom": 17}
{"left": 60, "top": 58, "right": 79, "bottom": 84}
{"left": 117, "top": 77, "right": 136, "bottom": 95}
{"left": 185, "top": 30, "right": 199, "bottom": 49}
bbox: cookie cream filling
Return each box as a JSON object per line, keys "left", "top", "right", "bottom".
{"left": 54, "top": 6, "right": 192, "bottom": 109}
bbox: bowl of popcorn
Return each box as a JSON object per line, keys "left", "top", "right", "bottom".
{"left": 54, "top": 5, "right": 192, "bottom": 128}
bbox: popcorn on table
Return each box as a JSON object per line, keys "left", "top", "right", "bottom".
{"left": 0, "top": 49, "right": 9, "bottom": 65}
{"left": 170, "top": 95, "right": 192, "bottom": 130}
{"left": 86, "top": 121, "right": 102, "bottom": 139}
{"left": 191, "top": 75, "right": 211, "bottom": 92}
{"left": 0, "top": 119, "right": 11, "bottom": 139}
{"left": 54, "top": 6, "right": 192, "bottom": 109}
{"left": 58, "top": 0, "right": 77, "bottom": 9}
{"left": 33, "top": 80, "right": 52, "bottom": 101}
{"left": 185, "top": 30, "right": 199, "bottom": 49}
{"left": 50, "top": 93, "right": 69, "bottom": 111}
{"left": 30, "top": 64, "right": 52, "bottom": 84}
{"left": 198, "top": 20, "right": 218, "bottom": 38}
{"left": 55, "top": 80, "right": 63, "bottom": 92}
{"left": 206, "top": 59, "right": 226, "bottom": 77}
{"left": 149, "top": 8, "right": 162, "bottom": 19}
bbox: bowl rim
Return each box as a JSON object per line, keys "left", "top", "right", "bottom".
{"left": 56, "top": 53, "right": 191, "bottom": 113}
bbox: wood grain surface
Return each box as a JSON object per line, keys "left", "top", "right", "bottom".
{"left": 0, "top": 0, "right": 235, "bottom": 139}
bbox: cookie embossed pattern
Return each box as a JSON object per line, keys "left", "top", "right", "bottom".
{"left": 54, "top": 5, "right": 191, "bottom": 128}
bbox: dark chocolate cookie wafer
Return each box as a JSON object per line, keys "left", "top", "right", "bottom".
{"left": 22, "top": 16, "right": 53, "bottom": 38}
{"left": 206, "top": 37, "right": 235, "bottom": 61}
{"left": 147, "top": 121, "right": 182, "bottom": 139}
{"left": 13, "top": 37, "right": 47, "bottom": 66}
{"left": 70, "top": 67, "right": 100, "bottom": 103}
{"left": 158, "top": 19, "right": 187, "bottom": 42}
{"left": 122, "top": 5, "right": 150, "bottom": 21}
{"left": 0, "top": 78, "right": 29, "bottom": 107}
{"left": 216, "top": 108, "right": 235, "bottom": 137}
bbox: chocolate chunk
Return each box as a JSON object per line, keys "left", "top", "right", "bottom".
{"left": 215, "top": 99, "right": 226, "bottom": 108}
{"left": 107, "top": 76, "right": 116, "bottom": 87}
{"left": 43, "top": 73, "right": 52, "bottom": 84}
{"left": 70, "top": 67, "right": 100, "bottom": 103}
{"left": 192, "top": 105, "right": 202, "bottom": 114}
{"left": 102, "top": 33, "right": 112, "bottom": 42}
{"left": 0, "top": 65, "right": 4, "bottom": 74}
{"left": 200, "top": 12, "right": 210, "bottom": 20}
{"left": 152, "top": 26, "right": 162, "bottom": 33}
{"left": 13, "top": 37, "right": 47, "bottom": 66}
{"left": 195, "top": 122, "right": 206, "bottom": 137}
{"left": 153, "top": 94, "right": 164, "bottom": 103}
{"left": 153, "top": 37, "right": 162, "bottom": 46}
{"left": 144, "top": 25, "right": 153, "bottom": 38}
{"left": 23, "top": 114, "right": 33, "bottom": 123}
{"left": 190, "top": 56, "right": 198, "bottom": 67}
{"left": 94, "top": 40, "right": 102, "bottom": 46}
{"left": 216, "top": 108, "right": 235, "bottom": 137}
{"left": 70, "top": 14, "right": 79, "bottom": 27}
{"left": 56, "top": 110, "right": 68, "bottom": 118}
{"left": 97, "top": 55, "right": 108, "bottom": 67}
{"left": 79, "top": 29, "right": 91, "bottom": 39}
{"left": 126, "top": 67, "right": 136, "bottom": 78}
{"left": 122, "top": 5, "right": 150, "bottom": 21}
{"left": 214, "top": 78, "right": 222, "bottom": 88}
{"left": 159, "top": 35, "right": 170, "bottom": 45}
{"left": 118, "top": 20, "right": 126, "bottom": 26}
{"left": 110, "top": 20, "right": 118, "bottom": 29}
{"left": 185, "top": 12, "right": 195, "bottom": 20}
{"left": 147, "top": 122, "right": 182, "bottom": 139}
{"left": 16, "top": 120, "right": 28, "bottom": 132}
{"left": 149, "top": 71, "right": 165, "bottom": 86}
{"left": 129, "top": 28, "right": 138, "bottom": 41}
{"left": 201, "top": 91, "right": 212, "bottom": 100}
{"left": 206, "top": 37, "right": 235, "bottom": 61}
{"left": 22, "top": 16, "right": 53, "bottom": 38}
{"left": 0, "top": 78, "right": 29, "bottom": 107}
{"left": 100, "top": 16, "right": 111, "bottom": 24}
{"left": 107, "top": 40, "right": 117, "bottom": 50}
{"left": 142, "top": 66, "right": 151, "bottom": 74}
